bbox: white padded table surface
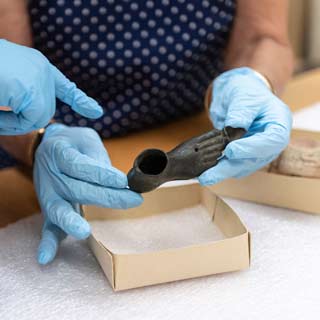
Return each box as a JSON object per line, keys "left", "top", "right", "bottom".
{"left": 1, "top": 105, "right": 320, "bottom": 320}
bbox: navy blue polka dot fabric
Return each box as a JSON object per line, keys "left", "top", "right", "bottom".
{"left": 0, "top": 0, "right": 236, "bottom": 168}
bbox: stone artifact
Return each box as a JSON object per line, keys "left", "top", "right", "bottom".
{"left": 270, "top": 137, "right": 320, "bottom": 178}
{"left": 128, "top": 127, "right": 245, "bottom": 193}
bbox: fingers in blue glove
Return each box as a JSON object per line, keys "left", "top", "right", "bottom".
{"left": 60, "top": 174, "right": 143, "bottom": 209}
{"left": 44, "top": 198, "right": 91, "bottom": 239}
{"left": 38, "top": 221, "right": 66, "bottom": 265}
{"left": 55, "top": 145, "right": 128, "bottom": 188}
{"left": 198, "top": 156, "right": 275, "bottom": 185}
{"left": 51, "top": 65, "right": 103, "bottom": 119}
{"left": 224, "top": 124, "right": 291, "bottom": 160}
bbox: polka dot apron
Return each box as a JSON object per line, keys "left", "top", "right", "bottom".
{"left": 0, "top": 0, "right": 236, "bottom": 168}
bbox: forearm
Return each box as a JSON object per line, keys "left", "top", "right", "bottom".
{"left": 224, "top": 0, "right": 294, "bottom": 94}
{"left": 0, "top": 0, "right": 32, "bottom": 45}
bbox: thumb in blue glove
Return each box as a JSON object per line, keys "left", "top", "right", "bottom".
{"left": 0, "top": 40, "right": 103, "bottom": 135}
{"left": 34, "top": 124, "right": 143, "bottom": 265}
{"left": 199, "top": 67, "right": 292, "bottom": 185}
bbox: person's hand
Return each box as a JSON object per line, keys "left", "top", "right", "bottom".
{"left": 34, "top": 124, "right": 143, "bottom": 265}
{"left": 199, "top": 67, "right": 292, "bottom": 185}
{"left": 0, "top": 40, "right": 103, "bottom": 135}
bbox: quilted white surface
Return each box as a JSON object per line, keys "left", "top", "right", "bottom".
{"left": 1, "top": 105, "right": 320, "bottom": 320}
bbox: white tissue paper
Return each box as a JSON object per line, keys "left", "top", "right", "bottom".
{"left": 1, "top": 199, "right": 320, "bottom": 320}
{"left": 1, "top": 106, "right": 320, "bottom": 320}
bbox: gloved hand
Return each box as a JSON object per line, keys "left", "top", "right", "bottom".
{"left": 199, "top": 67, "right": 292, "bottom": 185}
{"left": 0, "top": 40, "right": 103, "bottom": 135}
{"left": 34, "top": 124, "right": 143, "bottom": 265}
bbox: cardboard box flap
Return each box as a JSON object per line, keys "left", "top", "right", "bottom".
{"left": 88, "top": 236, "right": 115, "bottom": 289}
{"left": 113, "top": 233, "right": 250, "bottom": 290}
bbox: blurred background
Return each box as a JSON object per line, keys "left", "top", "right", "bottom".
{"left": 289, "top": 0, "right": 320, "bottom": 69}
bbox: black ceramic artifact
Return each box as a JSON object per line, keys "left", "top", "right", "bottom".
{"left": 127, "top": 127, "right": 245, "bottom": 193}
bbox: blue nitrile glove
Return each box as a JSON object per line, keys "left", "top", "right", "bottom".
{"left": 34, "top": 123, "right": 143, "bottom": 265}
{"left": 0, "top": 40, "right": 103, "bottom": 135}
{"left": 199, "top": 67, "right": 292, "bottom": 185}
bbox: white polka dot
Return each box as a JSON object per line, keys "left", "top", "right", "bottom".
{"left": 99, "top": 6, "right": 107, "bottom": 14}
{"left": 148, "top": 20, "right": 156, "bottom": 28}
{"left": 155, "top": 9, "right": 163, "bottom": 17}
{"left": 65, "top": 8, "right": 73, "bottom": 16}
{"left": 146, "top": 1, "right": 154, "bottom": 8}
{"left": 132, "top": 40, "right": 141, "bottom": 49}
{"left": 107, "top": 15, "right": 115, "bottom": 23}
{"left": 149, "top": 38, "right": 158, "bottom": 47}
{"left": 113, "top": 110, "right": 122, "bottom": 119}
{"left": 168, "top": 54, "right": 176, "bottom": 62}
{"left": 94, "top": 122, "right": 103, "bottom": 131}
{"left": 73, "top": 17, "right": 81, "bottom": 25}
{"left": 133, "top": 57, "right": 142, "bottom": 65}
{"left": 156, "top": 28, "right": 165, "bottom": 36}
{"left": 115, "top": 41, "right": 124, "bottom": 49}
{"left": 115, "top": 23, "right": 124, "bottom": 32}
{"left": 72, "top": 34, "right": 81, "bottom": 42}
{"left": 80, "top": 59, "right": 89, "bottom": 67}
{"left": 160, "top": 63, "right": 168, "bottom": 72}
{"left": 111, "top": 124, "right": 120, "bottom": 132}
{"left": 132, "top": 22, "right": 140, "bottom": 30}
{"left": 98, "top": 25, "right": 107, "bottom": 32}
{"left": 124, "top": 32, "right": 132, "bottom": 40}
{"left": 130, "top": 2, "right": 138, "bottom": 10}
{"left": 151, "top": 56, "right": 159, "bottom": 64}
{"left": 142, "top": 48, "right": 150, "bottom": 56}
{"left": 122, "top": 104, "right": 131, "bottom": 112}
{"left": 107, "top": 33, "right": 115, "bottom": 41}
{"left": 170, "top": 6, "right": 179, "bottom": 14}
{"left": 48, "top": 7, "right": 56, "bottom": 15}
{"left": 47, "top": 25, "right": 55, "bottom": 32}
{"left": 55, "top": 34, "right": 63, "bottom": 42}
{"left": 142, "top": 65, "right": 151, "bottom": 73}
{"left": 89, "top": 51, "right": 98, "bottom": 59}
{"left": 78, "top": 119, "right": 88, "bottom": 127}
{"left": 187, "top": 3, "right": 195, "bottom": 11}
{"left": 179, "top": 14, "right": 188, "bottom": 23}
{"left": 123, "top": 13, "right": 131, "bottom": 22}
{"left": 189, "top": 22, "right": 197, "bottom": 31}
{"left": 165, "top": 36, "right": 174, "bottom": 45}
{"left": 124, "top": 50, "right": 133, "bottom": 58}
{"left": 56, "top": 17, "right": 63, "bottom": 25}
{"left": 103, "top": 116, "right": 112, "bottom": 125}
{"left": 173, "top": 25, "right": 181, "bottom": 33}
{"left": 115, "top": 59, "right": 124, "bottom": 67}
{"left": 63, "top": 43, "right": 72, "bottom": 50}
{"left": 80, "top": 25, "right": 89, "bottom": 33}
{"left": 121, "top": 118, "right": 130, "bottom": 126}
{"left": 214, "top": 22, "right": 221, "bottom": 30}
{"left": 124, "top": 66, "right": 133, "bottom": 74}
{"left": 89, "top": 34, "right": 98, "bottom": 41}
{"left": 81, "top": 42, "right": 89, "bottom": 50}
{"left": 182, "top": 33, "right": 190, "bottom": 41}
{"left": 141, "top": 30, "right": 149, "bottom": 39}
{"left": 158, "top": 46, "right": 167, "bottom": 55}
{"left": 47, "top": 41, "right": 55, "bottom": 48}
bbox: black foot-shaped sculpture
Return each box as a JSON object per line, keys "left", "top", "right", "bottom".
{"left": 127, "top": 127, "right": 245, "bottom": 193}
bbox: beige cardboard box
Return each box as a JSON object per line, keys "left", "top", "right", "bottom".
{"left": 209, "top": 128, "right": 320, "bottom": 215}
{"left": 82, "top": 183, "right": 250, "bottom": 291}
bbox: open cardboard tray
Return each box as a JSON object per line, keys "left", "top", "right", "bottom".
{"left": 208, "top": 128, "right": 320, "bottom": 215}
{"left": 81, "top": 183, "right": 250, "bottom": 291}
